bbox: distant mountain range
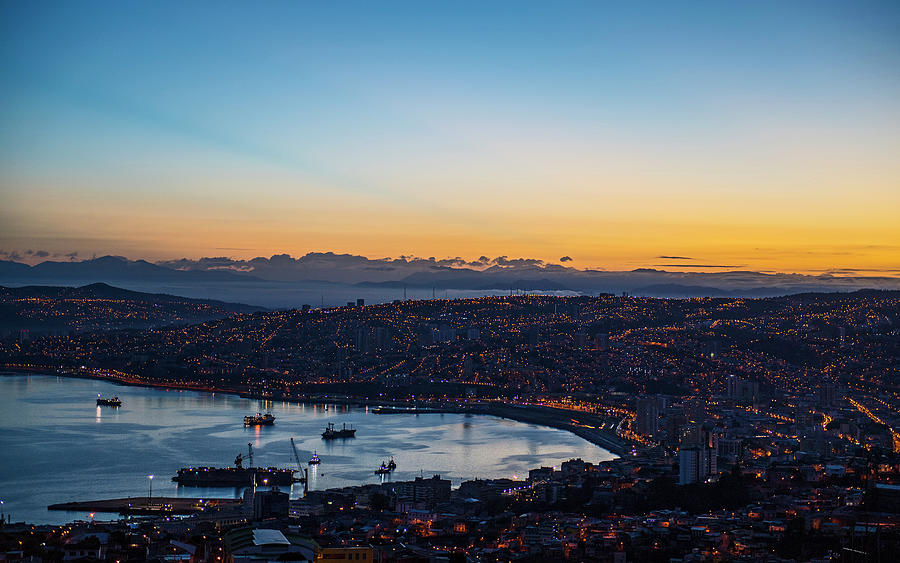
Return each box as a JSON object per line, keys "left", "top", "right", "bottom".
{"left": 2, "top": 253, "right": 899, "bottom": 307}
{"left": 0, "top": 255, "right": 259, "bottom": 283}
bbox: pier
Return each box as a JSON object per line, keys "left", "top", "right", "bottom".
{"left": 48, "top": 497, "right": 241, "bottom": 516}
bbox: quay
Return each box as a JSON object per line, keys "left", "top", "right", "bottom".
{"left": 368, "top": 402, "right": 628, "bottom": 455}
{"left": 48, "top": 497, "right": 241, "bottom": 516}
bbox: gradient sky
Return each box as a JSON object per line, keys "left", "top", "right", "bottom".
{"left": 1, "top": 1, "right": 899, "bottom": 274}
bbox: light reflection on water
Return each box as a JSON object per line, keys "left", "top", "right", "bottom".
{"left": 0, "top": 374, "right": 615, "bottom": 524}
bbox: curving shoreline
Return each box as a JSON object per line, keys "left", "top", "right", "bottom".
{"left": 1, "top": 366, "right": 629, "bottom": 456}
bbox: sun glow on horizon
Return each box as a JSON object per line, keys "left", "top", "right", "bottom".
{"left": 1, "top": 2, "right": 898, "bottom": 276}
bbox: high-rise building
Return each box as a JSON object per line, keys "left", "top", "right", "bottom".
{"left": 354, "top": 326, "right": 369, "bottom": 354}
{"left": 438, "top": 324, "right": 455, "bottom": 343}
{"left": 252, "top": 488, "right": 290, "bottom": 519}
{"left": 391, "top": 475, "right": 451, "bottom": 507}
{"left": 574, "top": 331, "right": 587, "bottom": 348}
{"left": 527, "top": 326, "right": 541, "bottom": 346}
{"left": 679, "top": 447, "right": 717, "bottom": 485}
{"left": 636, "top": 398, "right": 659, "bottom": 437}
{"left": 679, "top": 447, "right": 700, "bottom": 485}
{"left": 374, "top": 326, "right": 391, "bottom": 351}
{"left": 726, "top": 375, "right": 759, "bottom": 402}
{"left": 717, "top": 437, "right": 743, "bottom": 459}
{"left": 664, "top": 410, "right": 687, "bottom": 447}
{"left": 679, "top": 423, "right": 718, "bottom": 484}
{"left": 818, "top": 384, "right": 837, "bottom": 407}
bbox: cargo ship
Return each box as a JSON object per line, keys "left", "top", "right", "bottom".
{"left": 322, "top": 422, "right": 356, "bottom": 439}
{"left": 243, "top": 412, "right": 275, "bottom": 426}
{"left": 172, "top": 444, "right": 300, "bottom": 487}
{"left": 96, "top": 394, "right": 122, "bottom": 407}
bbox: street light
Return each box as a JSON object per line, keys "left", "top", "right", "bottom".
{"left": 148, "top": 475, "right": 154, "bottom": 506}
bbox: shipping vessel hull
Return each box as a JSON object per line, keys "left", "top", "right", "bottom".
{"left": 172, "top": 466, "right": 296, "bottom": 486}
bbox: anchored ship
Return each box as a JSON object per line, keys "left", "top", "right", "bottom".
{"left": 172, "top": 443, "right": 300, "bottom": 486}
{"left": 321, "top": 422, "right": 356, "bottom": 439}
{"left": 375, "top": 457, "right": 397, "bottom": 475}
{"left": 96, "top": 394, "right": 121, "bottom": 407}
{"left": 243, "top": 412, "right": 275, "bottom": 426}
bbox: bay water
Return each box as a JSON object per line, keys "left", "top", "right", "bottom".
{"left": 0, "top": 374, "right": 615, "bottom": 524}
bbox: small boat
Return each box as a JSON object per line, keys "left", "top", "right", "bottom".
{"left": 96, "top": 394, "right": 121, "bottom": 407}
{"left": 375, "top": 457, "right": 396, "bottom": 475}
{"left": 244, "top": 412, "right": 275, "bottom": 426}
{"left": 308, "top": 452, "right": 320, "bottom": 465}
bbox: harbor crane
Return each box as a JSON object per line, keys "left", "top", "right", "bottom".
{"left": 290, "top": 437, "right": 302, "bottom": 469}
{"left": 289, "top": 437, "right": 309, "bottom": 494}
{"left": 234, "top": 442, "right": 254, "bottom": 469}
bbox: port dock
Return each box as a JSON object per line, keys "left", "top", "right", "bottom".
{"left": 48, "top": 497, "right": 241, "bottom": 516}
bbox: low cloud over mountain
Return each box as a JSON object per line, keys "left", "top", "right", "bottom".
{"left": 1, "top": 252, "right": 899, "bottom": 306}
{"left": 156, "top": 252, "right": 569, "bottom": 284}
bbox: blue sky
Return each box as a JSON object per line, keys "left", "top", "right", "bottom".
{"left": 2, "top": 1, "right": 899, "bottom": 273}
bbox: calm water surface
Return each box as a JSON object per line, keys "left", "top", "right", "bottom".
{"left": 0, "top": 375, "right": 615, "bottom": 524}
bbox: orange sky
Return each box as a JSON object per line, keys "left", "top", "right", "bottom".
{"left": 2, "top": 2, "right": 899, "bottom": 276}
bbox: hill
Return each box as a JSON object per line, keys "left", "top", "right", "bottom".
{"left": 0, "top": 283, "right": 265, "bottom": 334}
